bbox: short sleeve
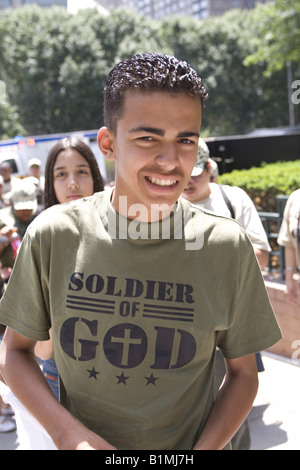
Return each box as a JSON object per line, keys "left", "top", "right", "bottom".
{"left": 216, "top": 232, "right": 282, "bottom": 358}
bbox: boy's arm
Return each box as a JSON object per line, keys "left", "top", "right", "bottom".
{"left": 0, "top": 327, "right": 116, "bottom": 450}
{"left": 193, "top": 353, "right": 258, "bottom": 450}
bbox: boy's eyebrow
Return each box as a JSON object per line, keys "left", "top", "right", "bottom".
{"left": 178, "top": 131, "right": 200, "bottom": 138}
{"left": 129, "top": 126, "right": 165, "bottom": 136}
{"left": 129, "top": 127, "right": 200, "bottom": 138}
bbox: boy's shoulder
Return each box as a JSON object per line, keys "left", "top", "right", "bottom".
{"left": 28, "top": 191, "right": 108, "bottom": 234}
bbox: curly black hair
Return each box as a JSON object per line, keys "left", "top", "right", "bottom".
{"left": 104, "top": 53, "right": 208, "bottom": 133}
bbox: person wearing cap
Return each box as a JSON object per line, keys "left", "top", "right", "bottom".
{"left": 28, "top": 158, "right": 42, "bottom": 177}
{"left": 27, "top": 158, "right": 45, "bottom": 210}
{"left": 0, "top": 172, "right": 17, "bottom": 433}
{"left": 0, "top": 179, "right": 38, "bottom": 270}
{"left": 209, "top": 158, "right": 219, "bottom": 182}
{"left": 182, "top": 138, "right": 271, "bottom": 450}
{"left": 182, "top": 138, "right": 270, "bottom": 270}
{"left": 0, "top": 180, "right": 39, "bottom": 434}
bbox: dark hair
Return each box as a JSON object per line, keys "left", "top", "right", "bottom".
{"left": 44, "top": 137, "right": 104, "bottom": 209}
{"left": 104, "top": 52, "right": 208, "bottom": 133}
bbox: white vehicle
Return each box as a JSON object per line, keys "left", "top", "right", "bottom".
{"left": 0, "top": 130, "right": 108, "bottom": 181}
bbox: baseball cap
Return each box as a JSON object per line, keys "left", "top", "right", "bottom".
{"left": 28, "top": 158, "right": 41, "bottom": 168}
{"left": 11, "top": 181, "right": 37, "bottom": 212}
{"left": 191, "top": 138, "right": 210, "bottom": 177}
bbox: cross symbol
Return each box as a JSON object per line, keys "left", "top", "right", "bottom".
{"left": 111, "top": 328, "right": 142, "bottom": 366}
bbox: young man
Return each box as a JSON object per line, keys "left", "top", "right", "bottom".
{"left": 0, "top": 53, "right": 281, "bottom": 450}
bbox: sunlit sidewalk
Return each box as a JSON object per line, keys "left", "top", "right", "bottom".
{"left": 249, "top": 351, "right": 300, "bottom": 450}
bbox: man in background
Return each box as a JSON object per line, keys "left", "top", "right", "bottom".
{"left": 182, "top": 138, "right": 270, "bottom": 270}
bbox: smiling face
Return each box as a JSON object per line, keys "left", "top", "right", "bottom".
{"left": 53, "top": 148, "right": 94, "bottom": 204}
{"left": 98, "top": 90, "right": 202, "bottom": 221}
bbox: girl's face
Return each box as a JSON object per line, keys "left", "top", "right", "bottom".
{"left": 53, "top": 148, "right": 94, "bottom": 204}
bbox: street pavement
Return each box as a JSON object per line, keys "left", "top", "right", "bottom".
{"left": 1, "top": 351, "right": 299, "bottom": 451}
{"left": 248, "top": 351, "right": 300, "bottom": 450}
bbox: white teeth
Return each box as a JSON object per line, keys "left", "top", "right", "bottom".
{"left": 148, "top": 176, "right": 177, "bottom": 186}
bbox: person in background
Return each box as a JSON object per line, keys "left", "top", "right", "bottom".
{"left": 34, "top": 137, "right": 104, "bottom": 399}
{"left": 27, "top": 158, "right": 45, "bottom": 210}
{"left": 0, "top": 161, "right": 21, "bottom": 206}
{"left": 277, "top": 189, "right": 300, "bottom": 305}
{"left": 0, "top": 180, "right": 38, "bottom": 271}
{"left": 182, "top": 138, "right": 271, "bottom": 450}
{"left": 209, "top": 158, "right": 219, "bottom": 182}
{"left": 0, "top": 179, "right": 38, "bottom": 433}
{"left": 182, "top": 138, "right": 271, "bottom": 270}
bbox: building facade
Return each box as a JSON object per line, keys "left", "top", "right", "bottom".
{"left": 0, "top": 0, "right": 67, "bottom": 8}
{"left": 100, "top": 0, "right": 269, "bottom": 19}
{"left": 0, "top": 0, "right": 269, "bottom": 16}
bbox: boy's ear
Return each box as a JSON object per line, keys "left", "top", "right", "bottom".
{"left": 97, "top": 127, "right": 116, "bottom": 161}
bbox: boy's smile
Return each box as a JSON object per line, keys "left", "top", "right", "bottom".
{"left": 99, "top": 90, "right": 202, "bottom": 221}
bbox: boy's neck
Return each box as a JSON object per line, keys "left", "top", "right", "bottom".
{"left": 110, "top": 189, "right": 176, "bottom": 223}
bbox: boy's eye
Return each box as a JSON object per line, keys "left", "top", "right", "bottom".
{"left": 139, "top": 136, "right": 155, "bottom": 141}
{"left": 180, "top": 138, "right": 195, "bottom": 145}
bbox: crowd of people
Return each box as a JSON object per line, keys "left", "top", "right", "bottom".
{"left": 0, "top": 52, "right": 297, "bottom": 450}
{"left": 0, "top": 138, "right": 104, "bottom": 432}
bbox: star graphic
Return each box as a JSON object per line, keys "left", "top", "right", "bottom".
{"left": 145, "top": 373, "right": 159, "bottom": 385}
{"left": 87, "top": 367, "right": 100, "bottom": 380}
{"left": 116, "top": 372, "right": 130, "bottom": 385}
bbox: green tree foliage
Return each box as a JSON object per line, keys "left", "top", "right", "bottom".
{"left": 0, "top": 6, "right": 108, "bottom": 134}
{"left": 244, "top": 0, "right": 300, "bottom": 76}
{"left": 0, "top": 3, "right": 299, "bottom": 139}
{"left": 0, "top": 6, "right": 162, "bottom": 137}
{"left": 0, "top": 102, "right": 25, "bottom": 140}
{"left": 160, "top": 10, "right": 292, "bottom": 135}
{"left": 86, "top": 7, "right": 164, "bottom": 67}
{"left": 243, "top": 0, "right": 300, "bottom": 127}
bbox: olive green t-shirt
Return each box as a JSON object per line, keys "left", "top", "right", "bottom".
{"left": 0, "top": 191, "right": 281, "bottom": 450}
